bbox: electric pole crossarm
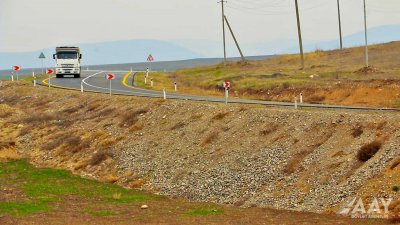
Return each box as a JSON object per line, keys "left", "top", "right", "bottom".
{"left": 224, "top": 16, "right": 245, "bottom": 61}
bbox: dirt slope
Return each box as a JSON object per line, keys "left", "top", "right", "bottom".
{"left": 0, "top": 82, "right": 399, "bottom": 219}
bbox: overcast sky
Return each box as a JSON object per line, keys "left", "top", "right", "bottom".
{"left": 1, "top": 0, "right": 399, "bottom": 52}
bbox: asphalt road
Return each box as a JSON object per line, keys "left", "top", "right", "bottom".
{"left": 38, "top": 70, "right": 399, "bottom": 111}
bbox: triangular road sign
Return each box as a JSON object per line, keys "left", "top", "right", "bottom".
{"left": 39, "top": 52, "right": 46, "bottom": 59}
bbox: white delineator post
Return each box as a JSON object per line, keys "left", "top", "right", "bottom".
{"left": 163, "top": 88, "right": 166, "bottom": 100}
{"left": 174, "top": 82, "right": 177, "bottom": 92}
{"left": 300, "top": 93, "right": 303, "bottom": 104}
{"left": 225, "top": 87, "right": 229, "bottom": 104}
{"left": 33, "top": 72, "right": 36, "bottom": 87}
{"left": 81, "top": 81, "right": 84, "bottom": 93}
{"left": 11, "top": 72, "right": 14, "bottom": 81}
{"left": 109, "top": 79, "right": 112, "bottom": 96}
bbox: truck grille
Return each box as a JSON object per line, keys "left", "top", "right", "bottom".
{"left": 61, "top": 64, "right": 74, "bottom": 68}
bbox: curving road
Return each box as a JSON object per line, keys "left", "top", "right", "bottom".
{"left": 39, "top": 70, "right": 399, "bottom": 111}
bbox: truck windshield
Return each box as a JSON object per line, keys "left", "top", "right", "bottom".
{"left": 57, "top": 52, "right": 78, "bottom": 59}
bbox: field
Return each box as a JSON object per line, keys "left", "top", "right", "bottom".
{"left": 1, "top": 160, "right": 388, "bottom": 225}
{"left": 134, "top": 41, "right": 400, "bottom": 107}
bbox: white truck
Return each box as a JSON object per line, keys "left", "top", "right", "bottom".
{"left": 53, "top": 47, "right": 82, "bottom": 78}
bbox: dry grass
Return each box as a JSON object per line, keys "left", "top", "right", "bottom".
{"left": 170, "top": 121, "right": 186, "bottom": 130}
{"left": 212, "top": 112, "right": 230, "bottom": 121}
{"left": 390, "top": 158, "right": 400, "bottom": 170}
{"left": 357, "top": 140, "right": 383, "bottom": 162}
{"left": 284, "top": 150, "right": 310, "bottom": 174}
{"left": 89, "top": 151, "right": 113, "bottom": 166}
{"left": 202, "top": 131, "right": 219, "bottom": 146}
{"left": 259, "top": 124, "right": 278, "bottom": 136}
{"left": 351, "top": 126, "right": 364, "bottom": 138}
{"left": 42, "top": 134, "right": 89, "bottom": 154}
{"left": 118, "top": 108, "right": 148, "bottom": 127}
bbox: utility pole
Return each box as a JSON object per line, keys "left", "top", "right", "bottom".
{"left": 363, "top": 0, "right": 369, "bottom": 67}
{"left": 224, "top": 16, "right": 245, "bottom": 61}
{"left": 295, "top": 0, "right": 304, "bottom": 70}
{"left": 337, "top": 0, "right": 343, "bottom": 49}
{"left": 219, "top": 0, "right": 227, "bottom": 65}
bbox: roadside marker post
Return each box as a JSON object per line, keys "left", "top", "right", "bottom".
{"left": 174, "top": 82, "right": 177, "bottom": 92}
{"left": 300, "top": 93, "right": 303, "bottom": 104}
{"left": 46, "top": 69, "right": 54, "bottom": 88}
{"left": 223, "top": 81, "right": 230, "bottom": 104}
{"left": 163, "top": 88, "right": 167, "bottom": 100}
{"left": 11, "top": 72, "right": 14, "bottom": 81}
{"left": 81, "top": 81, "right": 84, "bottom": 93}
{"left": 33, "top": 72, "right": 37, "bottom": 87}
{"left": 13, "top": 66, "right": 21, "bottom": 81}
{"left": 151, "top": 78, "right": 153, "bottom": 87}
{"left": 106, "top": 73, "right": 115, "bottom": 96}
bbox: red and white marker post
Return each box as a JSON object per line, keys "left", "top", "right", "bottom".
{"left": 46, "top": 69, "right": 54, "bottom": 88}
{"left": 106, "top": 73, "right": 115, "bottom": 96}
{"left": 12, "top": 66, "right": 21, "bottom": 81}
{"left": 223, "top": 81, "right": 231, "bottom": 104}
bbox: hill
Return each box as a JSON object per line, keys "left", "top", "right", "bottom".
{"left": 133, "top": 41, "right": 400, "bottom": 108}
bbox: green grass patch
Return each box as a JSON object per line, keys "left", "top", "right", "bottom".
{"left": 0, "top": 201, "right": 49, "bottom": 216}
{"left": 0, "top": 159, "right": 155, "bottom": 217}
{"left": 186, "top": 208, "right": 224, "bottom": 216}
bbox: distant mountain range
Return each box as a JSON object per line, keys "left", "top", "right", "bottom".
{"left": 0, "top": 24, "right": 399, "bottom": 70}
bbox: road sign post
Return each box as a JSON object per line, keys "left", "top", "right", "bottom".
{"left": 39, "top": 52, "right": 46, "bottom": 75}
{"left": 106, "top": 74, "right": 115, "bottom": 96}
{"left": 46, "top": 69, "right": 54, "bottom": 88}
{"left": 223, "top": 81, "right": 230, "bottom": 104}
{"left": 147, "top": 55, "right": 154, "bottom": 71}
{"left": 11, "top": 72, "right": 14, "bottom": 81}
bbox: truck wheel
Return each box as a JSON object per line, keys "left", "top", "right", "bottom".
{"left": 74, "top": 74, "right": 81, "bottom": 78}
{"left": 56, "top": 74, "right": 63, "bottom": 78}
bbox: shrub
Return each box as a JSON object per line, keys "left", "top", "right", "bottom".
{"left": 351, "top": 126, "right": 363, "bottom": 138}
{"left": 201, "top": 131, "right": 219, "bottom": 146}
{"left": 390, "top": 158, "right": 400, "bottom": 170}
{"left": 392, "top": 186, "right": 399, "bottom": 192}
{"left": 357, "top": 140, "right": 383, "bottom": 162}
{"left": 119, "top": 109, "right": 148, "bottom": 127}
{"left": 89, "top": 151, "right": 113, "bottom": 166}
{"left": 212, "top": 112, "right": 229, "bottom": 121}
{"left": 171, "top": 121, "right": 186, "bottom": 130}
{"left": 308, "top": 94, "right": 326, "bottom": 103}
{"left": 259, "top": 124, "right": 278, "bottom": 136}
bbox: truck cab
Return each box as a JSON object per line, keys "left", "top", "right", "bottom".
{"left": 53, "top": 47, "right": 82, "bottom": 78}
